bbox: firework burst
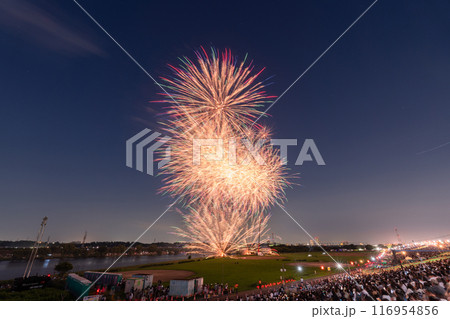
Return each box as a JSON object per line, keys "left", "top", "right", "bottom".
{"left": 160, "top": 124, "right": 288, "bottom": 212}
{"left": 174, "top": 205, "right": 270, "bottom": 258}
{"left": 158, "top": 48, "right": 288, "bottom": 257}
{"left": 158, "top": 47, "right": 274, "bottom": 133}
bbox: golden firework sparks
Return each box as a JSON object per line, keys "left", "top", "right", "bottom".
{"left": 158, "top": 48, "right": 289, "bottom": 257}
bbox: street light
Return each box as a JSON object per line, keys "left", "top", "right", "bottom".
{"left": 297, "top": 266, "right": 303, "bottom": 272}
{"left": 280, "top": 265, "right": 287, "bottom": 284}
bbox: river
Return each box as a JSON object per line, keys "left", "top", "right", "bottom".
{"left": 0, "top": 254, "right": 193, "bottom": 280}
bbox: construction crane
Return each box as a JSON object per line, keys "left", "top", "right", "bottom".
{"left": 81, "top": 231, "right": 87, "bottom": 247}
{"left": 23, "top": 217, "right": 48, "bottom": 278}
{"left": 394, "top": 227, "right": 402, "bottom": 245}
{"left": 257, "top": 216, "right": 262, "bottom": 255}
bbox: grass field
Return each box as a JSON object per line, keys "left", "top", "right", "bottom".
{"left": 112, "top": 251, "right": 376, "bottom": 292}
{"left": 0, "top": 286, "right": 73, "bottom": 301}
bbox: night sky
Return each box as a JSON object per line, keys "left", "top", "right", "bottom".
{"left": 1, "top": 0, "right": 449, "bottom": 244}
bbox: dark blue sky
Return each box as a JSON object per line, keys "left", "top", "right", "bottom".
{"left": 0, "top": 0, "right": 449, "bottom": 244}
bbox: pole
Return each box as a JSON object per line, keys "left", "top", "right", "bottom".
{"left": 23, "top": 217, "right": 48, "bottom": 278}
{"left": 257, "top": 215, "right": 262, "bottom": 255}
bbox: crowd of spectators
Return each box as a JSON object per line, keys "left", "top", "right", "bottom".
{"left": 237, "top": 259, "right": 449, "bottom": 301}
{"left": 107, "top": 258, "right": 450, "bottom": 301}
{"left": 120, "top": 281, "right": 169, "bottom": 301}
{"left": 200, "top": 283, "right": 239, "bottom": 298}
{"left": 122, "top": 282, "right": 238, "bottom": 300}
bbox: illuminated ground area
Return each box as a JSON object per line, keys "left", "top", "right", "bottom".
{"left": 111, "top": 252, "right": 375, "bottom": 292}
{"left": 1, "top": 251, "right": 447, "bottom": 300}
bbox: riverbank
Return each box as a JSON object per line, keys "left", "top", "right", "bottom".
{"left": 0, "top": 254, "right": 194, "bottom": 280}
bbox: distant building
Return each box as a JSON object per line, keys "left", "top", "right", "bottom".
{"left": 169, "top": 278, "right": 203, "bottom": 297}
{"left": 309, "top": 238, "right": 320, "bottom": 246}
{"left": 66, "top": 273, "right": 91, "bottom": 298}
